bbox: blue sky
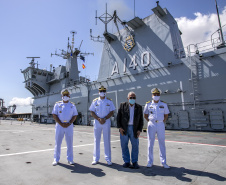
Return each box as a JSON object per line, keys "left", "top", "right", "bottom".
{"left": 0, "top": 0, "right": 225, "bottom": 113}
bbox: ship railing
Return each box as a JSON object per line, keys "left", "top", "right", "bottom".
{"left": 211, "top": 24, "right": 226, "bottom": 49}
{"left": 176, "top": 25, "right": 226, "bottom": 58}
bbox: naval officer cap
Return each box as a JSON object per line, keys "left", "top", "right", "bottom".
{"left": 151, "top": 88, "right": 161, "bottom": 94}
{"left": 61, "top": 89, "right": 70, "bottom": 95}
{"left": 98, "top": 85, "right": 106, "bottom": 91}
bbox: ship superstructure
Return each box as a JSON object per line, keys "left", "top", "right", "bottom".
{"left": 22, "top": 2, "right": 226, "bottom": 131}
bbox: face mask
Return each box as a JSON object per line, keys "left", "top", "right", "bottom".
{"left": 99, "top": 92, "right": 106, "bottom": 97}
{"left": 153, "top": 96, "right": 160, "bottom": 101}
{"left": 129, "top": 99, "right": 135, "bottom": 105}
{"left": 62, "top": 96, "right": 70, "bottom": 101}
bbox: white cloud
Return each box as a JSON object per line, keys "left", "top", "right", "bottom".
{"left": 176, "top": 6, "right": 226, "bottom": 51}
{"left": 9, "top": 97, "right": 33, "bottom": 106}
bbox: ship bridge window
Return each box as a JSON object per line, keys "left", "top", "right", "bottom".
{"left": 24, "top": 71, "right": 32, "bottom": 80}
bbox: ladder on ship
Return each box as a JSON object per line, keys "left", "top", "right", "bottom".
{"left": 188, "top": 45, "right": 201, "bottom": 109}
{"left": 187, "top": 45, "right": 208, "bottom": 130}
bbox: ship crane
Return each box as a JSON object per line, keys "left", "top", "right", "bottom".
{"left": 7, "top": 104, "right": 16, "bottom": 114}
{"left": 112, "top": 10, "right": 132, "bottom": 39}
{"left": 90, "top": 3, "right": 133, "bottom": 43}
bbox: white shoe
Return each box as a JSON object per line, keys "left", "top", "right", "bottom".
{"left": 68, "top": 161, "right": 75, "bottom": 165}
{"left": 147, "top": 163, "right": 153, "bottom": 168}
{"left": 92, "top": 161, "right": 98, "bottom": 165}
{"left": 162, "top": 163, "right": 170, "bottom": 168}
{"left": 107, "top": 161, "right": 112, "bottom": 166}
{"left": 52, "top": 160, "right": 58, "bottom": 166}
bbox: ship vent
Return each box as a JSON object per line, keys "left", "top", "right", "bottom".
{"left": 127, "top": 17, "right": 145, "bottom": 29}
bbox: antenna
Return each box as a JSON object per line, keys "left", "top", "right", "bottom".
{"left": 92, "top": 3, "right": 131, "bottom": 43}
{"left": 134, "top": 0, "right": 135, "bottom": 18}
{"left": 79, "top": 40, "right": 83, "bottom": 50}
{"left": 26, "top": 57, "right": 40, "bottom": 68}
{"left": 215, "top": 0, "right": 225, "bottom": 48}
{"left": 51, "top": 32, "right": 94, "bottom": 61}
{"left": 95, "top": 10, "right": 98, "bottom": 25}
{"left": 90, "top": 29, "right": 105, "bottom": 43}
{"left": 50, "top": 64, "right": 53, "bottom": 72}
{"left": 96, "top": 3, "right": 113, "bottom": 33}
{"left": 70, "top": 30, "right": 77, "bottom": 53}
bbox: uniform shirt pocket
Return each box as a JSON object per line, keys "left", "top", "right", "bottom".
{"left": 95, "top": 106, "right": 99, "bottom": 112}
{"left": 58, "top": 108, "right": 63, "bottom": 114}
{"left": 159, "top": 107, "right": 164, "bottom": 114}
{"left": 105, "top": 105, "right": 110, "bottom": 112}
{"left": 148, "top": 108, "right": 155, "bottom": 114}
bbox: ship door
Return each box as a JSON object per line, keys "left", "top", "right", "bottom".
{"left": 210, "top": 110, "right": 224, "bottom": 130}
{"left": 178, "top": 110, "right": 190, "bottom": 129}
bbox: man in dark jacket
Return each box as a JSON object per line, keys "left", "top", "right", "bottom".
{"left": 117, "top": 91, "right": 143, "bottom": 169}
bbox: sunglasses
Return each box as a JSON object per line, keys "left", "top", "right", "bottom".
{"left": 99, "top": 90, "right": 106, "bottom": 92}
{"left": 129, "top": 97, "right": 136, "bottom": 99}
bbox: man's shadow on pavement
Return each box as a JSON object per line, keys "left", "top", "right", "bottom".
{"left": 98, "top": 162, "right": 226, "bottom": 182}
{"left": 58, "top": 163, "right": 105, "bottom": 177}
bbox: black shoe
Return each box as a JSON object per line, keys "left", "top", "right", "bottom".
{"left": 132, "top": 162, "right": 139, "bottom": 169}
{"left": 123, "top": 162, "right": 131, "bottom": 168}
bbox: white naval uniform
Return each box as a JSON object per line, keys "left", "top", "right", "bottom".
{"left": 144, "top": 100, "right": 170, "bottom": 165}
{"left": 52, "top": 101, "right": 78, "bottom": 162}
{"left": 89, "top": 97, "right": 115, "bottom": 162}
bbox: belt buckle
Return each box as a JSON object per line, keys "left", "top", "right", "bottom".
{"left": 155, "top": 120, "right": 158, "bottom": 123}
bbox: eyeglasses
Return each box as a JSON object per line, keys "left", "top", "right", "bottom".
{"left": 99, "top": 90, "right": 106, "bottom": 92}
{"left": 129, "top": 97, "right": 136, "bottom": 99}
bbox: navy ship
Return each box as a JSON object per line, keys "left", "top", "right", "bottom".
{"left": 21, "top": 2, "right": 226, "bottom": 131}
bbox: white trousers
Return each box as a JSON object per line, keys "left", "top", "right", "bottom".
{"left": 147, "top": 121, "right": 166, "bottom": 164}
{"left": 93, "top": 120, "right": 111, "bottom": 162}
{"left": 54, "top": 123, "right": 74, "bottom": 162}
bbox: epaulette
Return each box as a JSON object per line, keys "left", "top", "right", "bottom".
{"left": 146, "top": 101, "right": 151, "bottom": 104}
{"left": 107, "top": 97, "right": 112, "bottom": 101}
{"left": 70, "top": 102, "right": 75, "bottom": 105}
{"left": 161, "top": 100, "right": 167, "bottom": 103}
{"left": 56, "top": 101, "right": 62, "bottom": 103}
{"left": 93, "top": 98, "right": 98, "bottom": 102}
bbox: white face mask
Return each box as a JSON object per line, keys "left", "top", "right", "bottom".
{"left": 153, "top": 96, "right": 160, "bottom": 101}
{"left": 62, "top": 96, "right": 70, "bottom": 101}
{"left": 99, "top": 92, "right": 106, "bottom": 97}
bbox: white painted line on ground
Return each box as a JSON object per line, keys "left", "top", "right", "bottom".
{"left": 0, "top": 140, "right": 120, "bottom": 158}
{"left": 165, "top": 140, "right": 226, "bottom": 148}
{"left": 74, "top": 130, "right": 120, "bottom": 138}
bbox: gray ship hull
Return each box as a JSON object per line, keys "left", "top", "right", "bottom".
{"left": 22, "top": 4, "right": 226, "bottom": 131}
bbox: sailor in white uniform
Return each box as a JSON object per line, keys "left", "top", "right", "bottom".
{"left": 89, "top": 86, "right": 115, "bottom": 165}
{"left": 144, "top": 88, "right": 170, "bottom": 168}
{"left": 52, "top": 89, "right": 78, "bottom": 166}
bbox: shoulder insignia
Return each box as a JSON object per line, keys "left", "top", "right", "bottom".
{"left": 93, "top": 98, "right": 98, "bottom": 102}
{"left": 160, "top": 100, "right": 167, "bottom": 103}
{"left": 146, "top": 101, "right": 151, "bottom": 104}
{"left": 70, "top": 102, "right": 75, "bottom": 105}
{"left": 107, "top": 97, "right": 112, "bottom": 101}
